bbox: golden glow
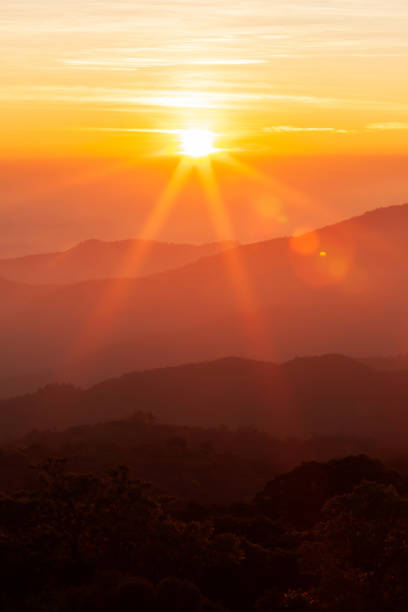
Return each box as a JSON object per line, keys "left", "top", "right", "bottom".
{"left": 65, "top": 137, "right": 275, "bottom": 362}
{"left": 180, "top": 129, "right": 217, "bottom": 158}
{"left": 2, "top": 1, "right": 408, "bottom": 157}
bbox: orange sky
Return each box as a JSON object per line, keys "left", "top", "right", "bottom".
{"left": 1, "top": 1, "right": 408, "bottom": 254}
{"left": 2, "top": 0, "right": 408, "bottom": 157}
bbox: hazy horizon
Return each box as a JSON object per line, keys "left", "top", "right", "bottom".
{"left": 1, "top": 154, "right": 407, "bottom": 257}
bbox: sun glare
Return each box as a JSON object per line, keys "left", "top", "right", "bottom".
{"left": 180, "top": 129, "right": 216, "bottom": 158}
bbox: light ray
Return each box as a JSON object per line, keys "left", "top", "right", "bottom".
{"left": 59, "top": 142, "right": 302, "bottom": 373}
{"left": 217, "top": 152, "right": 270, "bottom": 185}
{"left": 218, "top": 152, "right": 324, "bottom": 222}
{"left": 196, "top": 156, "right": 269, "bottom": 356}
{"left": 98, "top": 156, "right": 192, "bottom": 280}
{"left": 59, "top": 157, "right": 192, "bottom": 371}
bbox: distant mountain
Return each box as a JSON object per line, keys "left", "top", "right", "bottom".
{"left": 1, "top": 202, "right": 408, "bottom": 381}
{"left": 0, "top": 239, "right": 237, "bottom": 284}
{"left": 2, "top": 355, "right": 408, "bottom": 442}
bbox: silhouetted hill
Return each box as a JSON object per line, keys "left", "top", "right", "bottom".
{"left": 2, "top": 355, "right": 408, "bottom": 442}
{"left": 1, "top": 203, "right": 408, "bottom": 381}
{"left": 0, "top": 238, "right": 237, "bottom": 284}
{"left": 0, "top": 413, "right": 393, "bottom": 506}
{"left": 255, "top": 454, "right": 404, "bottom": 527}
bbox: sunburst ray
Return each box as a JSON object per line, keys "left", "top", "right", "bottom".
{"left": 59, "top": 157, "right": 192, "bottom": 370}
{"left": 196, "top": 156, "right": 270, "bottom": 357}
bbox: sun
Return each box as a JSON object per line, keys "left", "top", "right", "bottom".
{"left": 180, "top": 129, "right": 216, "bottom": 158}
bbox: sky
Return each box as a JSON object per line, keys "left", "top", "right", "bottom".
{"left": 1, "top": 1, "right": 408, "bottom": 254}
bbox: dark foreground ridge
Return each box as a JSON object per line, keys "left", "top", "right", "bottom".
{"left": 0, "top": 446, "right": 406, "bottom": 611}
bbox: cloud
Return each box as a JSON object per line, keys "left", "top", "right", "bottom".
{"left": 263, "top": 126, "right": 349, "bottom": 134}
{"left": 366, "top": 122, "right": 408, "bottom": 131}
{"left": 1, "top": 84, "right": 408, "bottom": 115}
{"left": 81, "top": 127, "right": 184, "bottom": 134}
{"left": 62, "top": 58, "right": 268, "bottom": 70}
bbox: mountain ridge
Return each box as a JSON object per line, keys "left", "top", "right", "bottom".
{"left": 0, "top": 202, "right": 408, "bottom": 384}
{"left": 0, "top": 238, "right": 239, "bottom": 285}
{"left": 1, "top": 354, "right": 408, "bottom": 443}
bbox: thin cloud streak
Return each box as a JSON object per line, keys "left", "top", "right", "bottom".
{"left": 264, "top": 126, "right": 350, "bottom": 134}
{"left": 2, "top": 85, "right": 408, "bottom": 114}
{"left": 367, "top": 122, "right": 408, "bottom": 131}
{"left": 81, "top": 127, "right": 184, "bottom": 134}
{"left": 63, "top": 58, "right": 268, "bottom": 68}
